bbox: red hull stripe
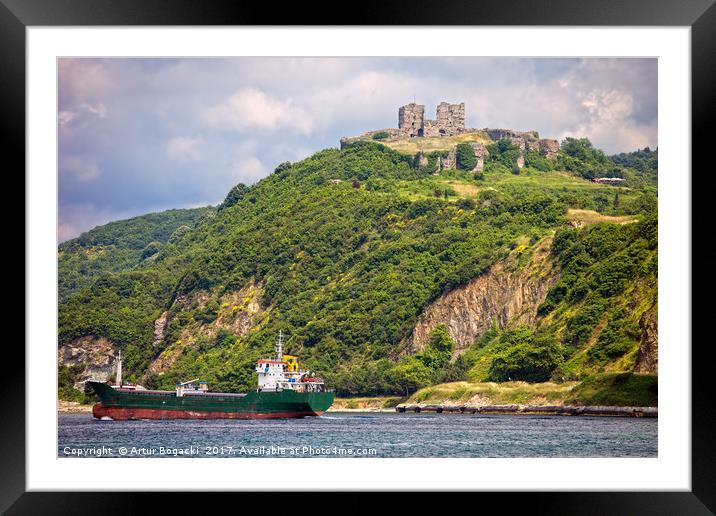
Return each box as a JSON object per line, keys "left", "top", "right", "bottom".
{"left": 92, "top": 404, "right": 323, "bottom": 420}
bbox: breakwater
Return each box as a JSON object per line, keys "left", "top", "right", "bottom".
{"left": 395, "top": 404, "right": 657, "bottom": 417}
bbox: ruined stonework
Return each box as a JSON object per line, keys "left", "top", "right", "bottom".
{"left": 398, "top": 103, "right": 425, "bottom": 137}
{"left": 341, "top": 102, "right": 561, "bottom": 164}
{"left": 509, "top": 137, "right": 527, "bottom": 169}
{"left": 416, "top": 152, "right": 429, "bottom": 168}
{"left": 471, "top": 143, "right": 489, "bottom": 172}
{"left": 398, "top": 101, "right": 466, "bottom": 138}
{"left": 440, "top": 146, "right": 457, "bottom": 170}
{"left": 427, "top": 102, "right": 465, "bottom": 136}
{"left": 538, "top": 139, "right": 560, "bottom": 159}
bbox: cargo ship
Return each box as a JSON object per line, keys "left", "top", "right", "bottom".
{"left": 85, "top": 332, "right": 333, "bottom": 420}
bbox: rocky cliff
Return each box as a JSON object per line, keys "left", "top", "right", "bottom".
{"left": 635, "top": 305, "right": 658, "bottom": 373}
{"left": 59, "top": 335, "right": 117, "bottom": 389}
{"left": 407, "top": 237, "right": 559, "bottom": 354}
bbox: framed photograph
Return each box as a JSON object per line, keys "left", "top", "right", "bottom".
{"left": 8, "top": 0, "right": 715, "bottom": 511}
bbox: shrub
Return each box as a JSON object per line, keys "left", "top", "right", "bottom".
{"left": 568, "top": 372, "right": 657, "bottom": 406}
{"left": 455, "top": 143, "right": 477, "bottom": 170}
{"left": 488, "top": 330, "right": 562, "bottom": 383}
{"left": 141, "top": 241, "right": 162, "bottom": 259}
{"left": 389, "top": 357, "right": 433, "bottom": 395}
{"left": 220, "top": 183, "right": 249, "bottom": 210}
{"left": 565, "top": 298, "right": 607, "bottom": 347}
{"left": 417, "top": 324, "right": 454, "bottom": 371}
{"left": 372, "top": 131, "right": 390, "bottom": 141}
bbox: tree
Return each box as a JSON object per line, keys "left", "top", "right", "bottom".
{"left": 487, "top": 139, "right": 521, "bottom": 169}
{"left": 389, "top": 357, "right": 433, "bottom": 395}
{"left": 220, "top": 183, "right": 249, "bottom": 210}
{"left": 455, "top": 143, "right": 477, "bottom": 170}
{"left": 488, "top": 329, "right": 562, "bottom": 383}
{"left": 417, "top": 324, "right": 455, "bottom": 371}
{"left": 438, "top": 354, "right": 470, "bottom": 383}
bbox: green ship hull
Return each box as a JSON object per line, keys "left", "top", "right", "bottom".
{"left": 87, "top": 381, "right": 334, "bottom": 420}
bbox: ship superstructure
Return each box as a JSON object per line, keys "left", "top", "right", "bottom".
{"left": 85, "top": 332, "right": 333, "bottom": 420}
{"left": 256, "top": 331, "right": 326, "bottom": 393}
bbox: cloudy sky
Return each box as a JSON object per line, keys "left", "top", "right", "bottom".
{"left": 58, "top": 57, "right": 657, "bottom": 242}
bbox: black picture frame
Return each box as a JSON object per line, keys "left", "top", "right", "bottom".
{"left": 6, "top": 0, "right": 714, "bottom": 512}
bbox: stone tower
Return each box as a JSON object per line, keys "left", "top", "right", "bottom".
{"left": 398, "top": 103, "right": 425, "bottom": 137}
{"left": 399, "top": 101, "right": 466, "bottom": 138}
{"left": 435, "top": 102, "right": 465, "bottom": 134}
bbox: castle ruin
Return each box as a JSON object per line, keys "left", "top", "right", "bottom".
{"left": 339, "top": 101, "right": 560, "bottom": 172}
{"left": 398, "top": 102, "right": 466, "bottom": 138}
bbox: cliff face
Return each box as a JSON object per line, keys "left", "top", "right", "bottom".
{"left": 635, "top": 305, "right": 658, "bottom": 373}
{"left": 407, "top": 237, "right": 559, "bottom": 354}
{"left": 59, "top": 335, "right": 117, "bottom": 389}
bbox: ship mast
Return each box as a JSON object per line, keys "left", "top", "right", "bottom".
{"left": 275, "top": 331, "right": 284, "bottom": 362}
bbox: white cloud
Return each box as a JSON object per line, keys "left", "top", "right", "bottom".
{"left": 58, "top": 111, "right": 77, "bottom": 127}
{"left": 82, "top": 102, "right": 108, "bottom": 119}
{"left": 58, "top": 57, "right": 658, "bottom": 241}
{"left": 560, "top": 88, "right": 655, "bottom": 153}
{"left": 166, "top": 136, "right": 204, "bottom": 162}
{"left": 202, "top": 88, "right": 314, "bottom": 135}
{"left": 62, "top": 156, "right": 101, "bottom": 182}
{"left": 239, "top": 156, "right": 268, "bottom": 181}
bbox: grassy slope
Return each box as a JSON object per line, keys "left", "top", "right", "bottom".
{"left": 376, "top": 132, "right": 492, "bottom": 154}
{"left": 406, "top": 373, "right": 657, "bottom": 407}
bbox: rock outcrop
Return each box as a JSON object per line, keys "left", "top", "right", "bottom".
{"left": 153, "top": 310, "right": 169, "bottom": 348}
{"left": 58, "top": 335, "right": 117, "bottom": 389}
{"left": 145, "top": 280, "right": 265, "bottom": 377}
{"left": 407, "top": 237, "right": 559, "bottom": 354}
{"left": 635, "top": 305, "right": 658, "bottom": 373}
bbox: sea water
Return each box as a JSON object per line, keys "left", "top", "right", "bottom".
{"left": 58, "top": 412, "right": 657, "bottom": 458}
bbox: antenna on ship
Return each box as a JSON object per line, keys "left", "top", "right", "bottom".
{"left": 275, "top": 331, "right": 284, "bottom": 362}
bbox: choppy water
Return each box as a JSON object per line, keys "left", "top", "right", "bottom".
{"left": 58, "top": 412, "right": 657, "bottom": 458}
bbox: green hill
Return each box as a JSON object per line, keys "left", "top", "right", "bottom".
{"left": 58, "top": 140, "right": 658, "bottom": 399}
{"left": 58, "top": 207, "right": 215, "bottom": 303}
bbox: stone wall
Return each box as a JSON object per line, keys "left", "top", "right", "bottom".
{"left": 538, "top": 139, "right": 560, "bottom": 159}
{"left": 342, "top": 103, "right": 562, "bottom": 165}
{"left": 434, "top": 102, "right": 465, "bottom": 135}
{"left": 398, "top": 101, "right": 466, "bottom": 138}
{"left": 398, "top": 103, "right": 425, "bottom": 137}
{"left": 471, "top": 143, "right": 489, "bottom": 171}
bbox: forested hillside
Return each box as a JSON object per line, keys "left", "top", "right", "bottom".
{"left": 58, "top": 207, "right": 214, "bottom": 303}
{"left": 58, "top": 140, "right": 658, "bottom": 399}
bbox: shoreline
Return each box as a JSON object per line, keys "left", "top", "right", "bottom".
{"left": 58, "top": 401, "right": 93, "bottom": 413}
{"left": 59, "top": 402, "right": 656, "bottom": 417}
{"left": 395, "top": 403, "right": 657, "bottom": 418}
